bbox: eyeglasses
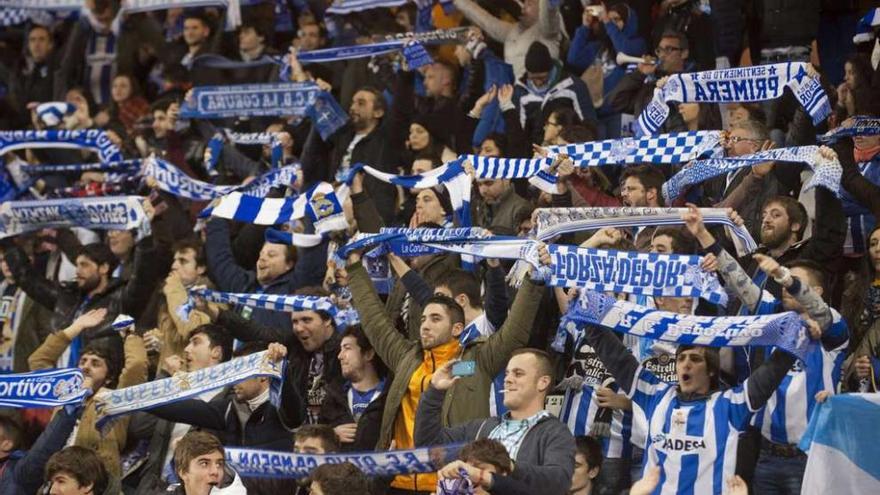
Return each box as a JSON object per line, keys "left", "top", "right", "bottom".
{"left": 728, "top": 136, "right": 762, "bottom": 144}
{"left": 655, "top": 46, "right": 682, "bottom": 55}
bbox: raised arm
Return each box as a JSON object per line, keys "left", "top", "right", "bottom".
{"left": 389, "top": 254, "right": 435, "bottom": 307}
{"left": 4, "top": 246, "right": 60, "bottom": 310}
{"left": 483, "top": 262, "right": 509, "bottom": 329}
{"left": 475, "top": 278, "right": 542, "bottom": 375}
{"left": 215, "top": 309, "right": 289, "bottom": 345}
{"left": 119, "top": 235, "right": 161, "bottom": 320}
{"left": 347, "top": 257, "right": 412, "bottom": 368}
{"left": 452, "top": 0, "right": 515, "bottom": 43}
{"left": 583, "top": 321, "right": 640, "bottom": 395}
{"left": 413, "top": 385, "right": 480, "bottom": 446}
{"left": 205, "top": 218, "right": 256, "bottom": 292}
{"left": 799, "top": 145, "right": 846, "bottom": 264}
{"left": 744, "top": 348, "right": 798, "bottom": 413}
{"left": 117, "top": 333, "right": 149, "bottom": 389}
{"left": 537, "top": 0, "right": 561, "bottom": 39}
{"left": 10, "top": 406, "right": 80, "bottom": 494}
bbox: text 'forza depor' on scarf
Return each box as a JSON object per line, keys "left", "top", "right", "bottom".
{"left": 636, "top": 63, "right": 830, "bottom": 136}
{"left": 93, "top": 350, "right": 283, "bottom": 429}
{"left": 565, "top": 291, "right": 811, "bottom": 360}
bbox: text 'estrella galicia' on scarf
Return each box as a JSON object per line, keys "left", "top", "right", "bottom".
{"left": 636, "top": 63, "right": 830, "bottom": 136}
{"left": 564, "top": 290, "right": 812, "bottom": 360}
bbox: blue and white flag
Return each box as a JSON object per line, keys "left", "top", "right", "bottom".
{"left": 326, "top": 0, "right": 407, "bottom": 15}
{"left": 0, "top": 368, "right": 89, "bottom": 408}
{"left": 304, "top": 91, "right": 349, "bottom": 140}
{"left": 0, "top": 130, "right": 123, "bottom": 164}
{"left": 565, "top": 290, "right": 810, "bottom": 359}
{"left": 799, "top": 393, "right": 880, "bottom": 495}
{"left": 94, "top": 350, "right": 283, "bottom": 428}
{"left": 180, "top": 82, "right": 320, "bottom": 119}
{"left": 545, "top": 130, "right": 722, "bottom": 170}
{"left": 226, "top": 443, "right": 463, "bottom": 479}
{"left": 235, "top": 165, "right": 301, "bottom": 197}
{"left": 817, "top": 116, "right": 880, "bottom": 144}
{"left": 534, "top": 207, "right": 757, "bottom": 255}
{"left": 0, "top": 196, "right": 148, "bottom": 239}
{"left": 178, "top": 287, "right": 358, "bottom": 329}
{"left": 264, "top": 227, "right": 325, "bottom": 248}
{"left": 205, "top": 181, "right": 347, "bottom": 233}
{"left": 636, "top": 63, "right": 830, "bottom": 136}
{"left": 0, "top": 0, "right": 81, "bottom": 9}
{"left": 339, "top": 227, "right": 493, "bottom": 258}
{"left": 663, "top": 145, "right": 842, "bottom": 201}
{"left": 853, "top": 8, "right": 880, "bottom": 44}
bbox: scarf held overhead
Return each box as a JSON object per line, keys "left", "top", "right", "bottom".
{"left": 0, "top": 368, "right": 89, "bottom": 408}
{"left": 636, "top": 63, "right": 830, "bottom": 136}
{"left": 565, "top": 291, "right": 811, "bottom": 360}
{"left": 180, "top": 82, "right": 320, "bottom": 119}
{"left": 0, "top": 196, "right": 147, "bottom": 239}
{"left": 0, "top": 129, "right": 122, "bottom": 164}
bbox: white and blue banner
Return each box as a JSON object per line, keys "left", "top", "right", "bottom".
{"left": 180, "top": 82, "right": 320, "bottom": 119}
{"left": 121, "top": 0, "right": 241, "bottom": 29}
{"left": 264, "top": 228, "right": 326, "bottom": 248}
{"left": 304, "top": 91, "right": 349, "bottom": 140}
{"left": 565, "top": 290, "right": 810, "bottom": 359}
{"left": 144, "top": 156, "right": 236, "bottom": 201}
{"left": 205, "top": 131, "right": 283, "bottom": 175}
{"left": 236, "top": 165, "right": 301, "bottom": 197}
{"left": 0, "top": 196, "right": 147, "bottom": 239}
{"left": 799, "top": 393, "right": 880, "bottom": 495}
{"left": 340, "top": 227, "right": 494, "bottom": 258}
{"left": 534, "top": 207, "right": 757, "bottom": 255}
{"left": 19, "top": 159, "right": 143, "bottom": 176}
{"left": 0, "top": 368, "right": 89, "bottom": 408}
{"left": 0, "top": 0, "right": 81, "bottom": 9}
{"left": 0, "top": 130, "right": 123, "bottom": 164}
{"left": 204, "top": 181, "right": 347, "bottom": 233}
{"left": 636, "top": 63, "right": 830, "bottom": 136}
{"left": 662, "top": 145, "right": 842, "bottom": 202}
{"left": 94, "top": 350, "right": 283, "bottom": 428}
{"left": 817, "top": 116, "right": 880, "bottom": 144}
{"left": 178, "top": 287, "right": 358, "bottom": 329}
{"left": 226, "top": 444, "right": 463, "bottom": 479}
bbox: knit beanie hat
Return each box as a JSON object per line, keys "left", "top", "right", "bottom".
{"left": 524, "top": 42, "right": 553, "bottom": 73}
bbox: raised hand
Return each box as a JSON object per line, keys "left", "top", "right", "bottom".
{"left": 266, "top": 342, "right": 288, "bottom": 363}
{"left": 753, "top": 253, "right": 785, "bottom": 280}
{"left": 430, "top": 360, "right": 460, "bottom": 391}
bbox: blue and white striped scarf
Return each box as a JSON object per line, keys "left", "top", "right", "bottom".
{"left": 264, "top": 228, "right": 326, "bottom": 248}
{"left": 340, "top": 227, "right": 493, "bottom": 258}
{"left": 36, "top": 102, "right": 75, "bottom": 127}
{"left": 121, "top": 0, "right": 241, "bottom": 29}
{"left": 180, "top": 82, "right": 320, "bottom": 119}
{"left": 19, "top": 159, "right": 143, "bottom": 176}
{"left": 176, "top": 287, "right": 358, "bottom": 329}
{"left": 817, "top": 116, "right": 880, "bottom": 144}
{"left": 636, "top": 63, "right": 830, "bottom": 136}
{"left": 326, "top": 0, "right": 407, "bottom": 15}
{"left": 564, "top": 290, "right": 812, "bottom": 360}
{"left": 534, "top": 207, "right": 757, "bottom": 256}
{"left": 0, "top": 129, "right": 123, "bottom": 164}
{"left": 225, "top": 444, "right": 462, "bottom": 479}
{"left": 662, "top": 145, "right": 842, "bottom": 202}
{"left": 204, "top": 181, "right": 347, "bottom": 233}
{"left": 144, "top": 156, "right": 236, "bottom": 201}
{"left": 0, "top": 368, "right": 89, "bottom": 408}
{"left": 0, "top": 196, "right": 148, "bottom": 239}
{"left": 93, "top": 350, "right": 283, "bottom": 429}
{"left": 0, "top": 0, "right": 80, "bottom": 9}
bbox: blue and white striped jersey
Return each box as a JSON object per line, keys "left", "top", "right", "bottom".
{"left": 630, "top": 367, "right": 755, "bottom": 495}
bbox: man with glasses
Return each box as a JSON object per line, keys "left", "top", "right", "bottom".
{"left": 608, "top": 30, "right": 691, "bottom": 131}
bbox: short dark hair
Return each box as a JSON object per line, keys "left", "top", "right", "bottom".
{"left": 762, "top": 196, "right": 808, "bottom": 240}
{"left": 548, "top": 106, "right": 581, "bottom": 128}
{"left": 482, "top": 133, "right": 508, "bottom": 155}
{"left": 341, "top": 324, "right": 387, "bottom": 377}
{"left": 238, "top": 22, "right": 268, "bottom": 42}
{"left": 190, "top": 323, "right": 234, "bottom": 363}
{"left": 310, "top": 463, "right": 369, "bottom": 494}
{"left": 660, "top": 30, "right": 689, "bottom": 51}
{"left": 559, "top": 123, "right": 597, "bottom": 144}
{"left": 174, "top": 431, "right": 224, "bottom": 476}
{"left": 436, "top": 269, "right": 482, "bottom": 309}
{"left": 620, "top": 165, "right": 666, "bottom": 206}
{"left": 356, "top": 86, "right": 386, "bottom": 115}
{"left": 459, "top": 438, "right": 512, "bottom": 475}
{"left": 233, "top": 340, "right": 268, "bottom": 358}
{"left": 293, "top": 286, "right": 334, "bottom": 325}
{"left": 172, "top": 237, "right": 206, "bottom": 267}
{"left": 786, "top": 259, "right": 826, "bottom": 294}
{"left": 80, "top": 341, "right": 121, "bottom": 389}
{"left": 77, "top": 242, "right": 118, "bottom": 274}
{"left": 294, "top": 424, "right": 340, "bottom": 452}
{"left": 575, "top": 436, "right": 603, "bottom": 471}
{"left": 413, "top": 148, "right": 443, "bottom": 168}
{"left": 676, "top": 345, "right": 720, "bottom": 390}
{"left": 653, "top": 226, "right": 694, "bottom": 254}
{"left": 423, "top": 294, "right": 465, "bottom": 326}
{"left": 509, "top": 348, "right": 554, "bottom": 383}
{"left": 45, "top": 446, "right": 109, "bottom": 494}
{"left": 183, "top": 11, "right": 212, "bottom": 31}
{"left": 150, "top": 97, "right": 177, "bottom": 114}
{"left": 0, "top": 415, "right": 23, "bottom": 451}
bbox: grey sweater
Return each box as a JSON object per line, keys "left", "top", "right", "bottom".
{"left": 414, "top": 386, "right": 575, "bottom": 495}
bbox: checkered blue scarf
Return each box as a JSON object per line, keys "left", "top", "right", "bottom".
{"left": 546, "top": 131, "right": 722, "bottom": 167}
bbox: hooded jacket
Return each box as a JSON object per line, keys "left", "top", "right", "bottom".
{"left": 512, "top": 63, "right": 597, "bottom": 144}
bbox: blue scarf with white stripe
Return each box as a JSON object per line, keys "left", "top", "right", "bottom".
{"left": 180, "top": 82, "right": 320, "bottom": 119}
{"left": 564, "top": 291, "right": 812, "bottom": 360}
{"left": 0, "top": 129, "right": 122, "bottom": 164}
{"left": 0, "top": 196, "right": 148, "bottom": 239}
{"left": 0, "top": 368, "right": 89, "bottom": 408}
{"left": 636, "top": 63, "right": 830, "bottom": 136}
{"left": 817, "top": 116, "right": 880, "bottom": 144}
